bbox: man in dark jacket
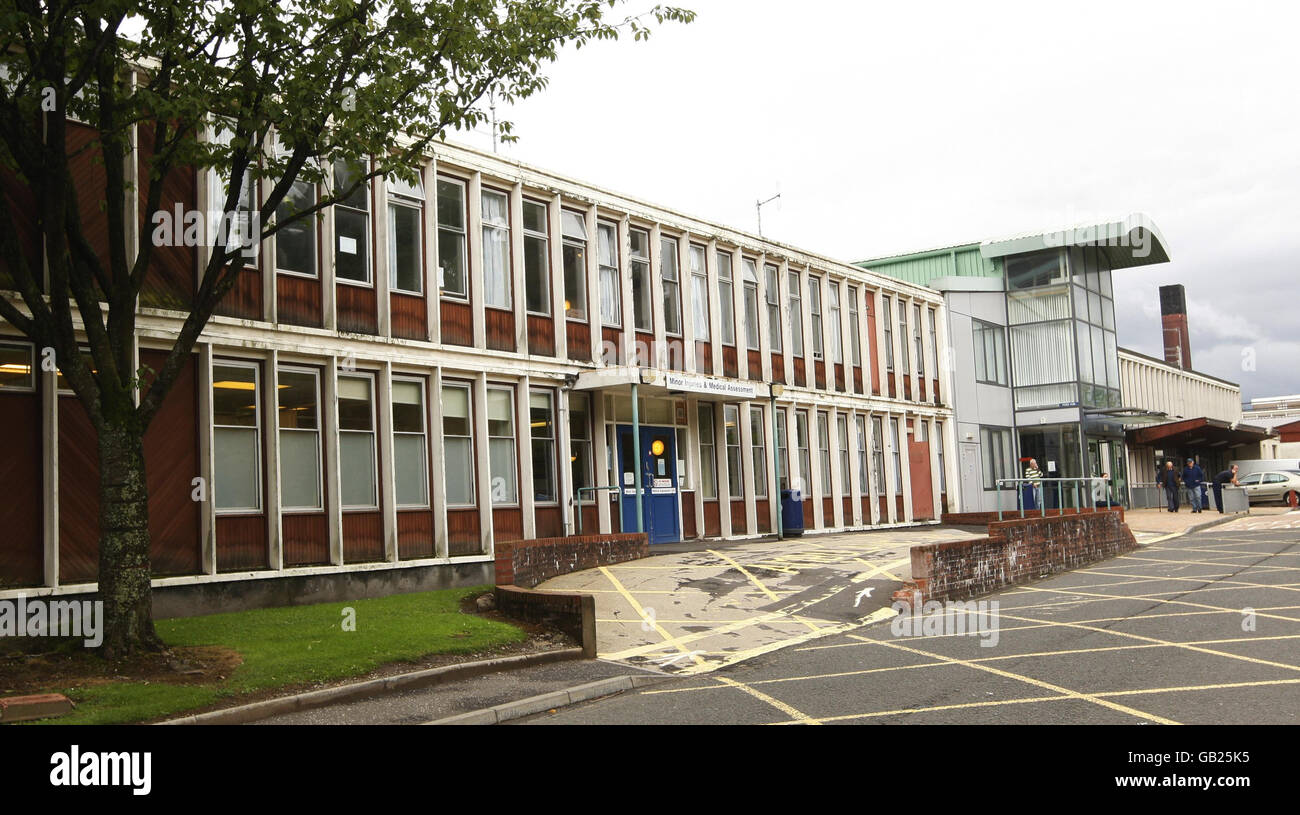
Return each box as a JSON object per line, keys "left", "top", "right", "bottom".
{"left": 1213, "top": 465, "right": 1240, "bottom": 513}
{"left": 1181, "top": 458, "right": 1206, "bottom": 513}
{"left": 1158, "top": 461, "right": 1180, "bottom": 512}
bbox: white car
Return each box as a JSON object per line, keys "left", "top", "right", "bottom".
{"left": 1236, "top": 470, "right": 1300, "bottom": 507}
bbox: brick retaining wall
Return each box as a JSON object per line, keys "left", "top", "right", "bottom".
{"left": 895, "top": 509, "right": 1136, "bottom": 607}
{"left": 494, "top": 533, "right": 648, "bottom": 589}
{"left": 494, "top": 586, "right": 597, "bottom": 658}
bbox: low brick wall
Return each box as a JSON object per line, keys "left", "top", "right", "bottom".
{"left": 494, "top": 585, "right": 597, "bottom": 658}
{"left": 895, "top": 509, "right": 1136, "bottom": 607}
{"left": 941, "top": 507, "right": 1125, "bottom": 527}
{"left": 495, "top": 533, "right": 648, "bottom": 589}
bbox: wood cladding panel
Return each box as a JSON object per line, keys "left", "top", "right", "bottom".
{"left": 391, "top": 292, "right": 427, "bottom": 340}
{"left": 493, "top": 508, "right": 524, "bottom": 543}
{"left": 215, "top": 268, "right": 262, "bottom": 320}
{"left": 57, "top": 397, "right": 100, "bottom": 584}
{"left": 577, "top": 505, "right": 599, "bottom": 536}
{"left": 682, "top": 497, "right": 697, "bottom": 539}
{"left": 770, "top": 353, "right": 785, "bottom": 384}
{"left": 343, "top": 511, "right": 385, "bottom": 563}
{"left": 441, "top": 300, "right": 473, "bottom": 347}
{"left": 862, "top": 496, "right": 872, "bottom": 523}
{"left": 746, "top": 350, "right": 761, "bottom": 380}
{"left": 815, "top": 360, "right": 826, "bottom": 390}
{"left": 137, "top": 124, "right": 196, "bottom": 311}
{"left": 528, "top": 315, "right": 556, "bottom": 357}
{"left": 608, "top": 498, "right": 620, "bottom": 534}
{"left": 0, "top": 165, "right": 41, "bottom": 290}
{"left": 703, "top": 500, "right": 721, "bottom": 538}
{"left": 802, "top": 498, "right": 814, "bottom": 530}
{"left": 902, "top": 376, "right": 912, "bottom": 401}
{"left": 895, "top": 495, "right": 906, "bottom": 520}
{"left": 566, "top": 320, "right": 591, "bottom": 362}
{"left": 853, "top": 366, "right": 864, "bottom": 395}
{"left": 634, "top": 332, "right": 655, "bottom": 367}
{"left": 879, "top": 496, "right": 890, "bottom": 523}
{"left": 793, "top": 356, "right": 806, "bottom": 388}
{"left": 755, "top": 499, "right": 771, "bottom": 534}
{"left": 602, "top": 327, "right": 622, "bottom": 366}
{"left": 722, "top": 345, "right": 738, "bottom": 379}
{"left": 216, "top": 515, "right": 268, "bottom": 572}
{"left": 337, "top": 284, "right": 378, "bottom": 335}
{"left": 696, "top": 341, "right": 712, "bottom": 374}
{"left": 486, "top": 308, "right": 516, "bottom": 352}
{"left": 822, "top": 497, "right": 833, "bottom": 524}
{"left": 447, "top": 508, "right": 481, "bottom": 556}
{"left": 0, "top": 392, "right": 43, "bottom": 586}
{"left": 535, "top": 506, "right": 564, "bottom": 539}
{"left": 730, "top": 500, "right": 746, "bottom": 532}
{"left": 932, "top": 378, "right": 941, "bottom": 405}
{"left": 835, "top": 363, "right": 846, "bottom": 392}
{"left": 666, "top": 337, "right": 686, "bottom": 371}
{"left": 843, "top": 497, "right": 853, "bottom": 524}
{"left": 278, "top": 273, "right": 323, "bottom": 328}
{"left": 141, "top": 351, "right": 202, "bottom": 576}
{"left": 65, "top": 123, "right": 110, "bottom": 287}
{"left": 283, "top": 513, "right": 330, "bottom": 566}
{"left": 397, "top": 509, "right": 435, "bottom": 560}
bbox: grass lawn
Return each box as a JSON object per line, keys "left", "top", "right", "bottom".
{"left": 30, "top": 586, "right": 526, "bottom": 725}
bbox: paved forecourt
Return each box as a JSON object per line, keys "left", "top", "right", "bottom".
{"left": 534, "top": 526, "right": 984, "bottom": 675}
{"left": 523, "top": 517, "right": 1300, "bottom": 724}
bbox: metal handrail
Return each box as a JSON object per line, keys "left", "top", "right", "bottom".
{"left": 573, "top": 485, "right": 621, "bottom": 536}
{"left": 994, "top": 476, "right": 1112, "bottom": 521}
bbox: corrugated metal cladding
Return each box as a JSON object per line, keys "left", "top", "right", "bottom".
{"left": 857, "top": 246, "right": 998, "bottom": 287}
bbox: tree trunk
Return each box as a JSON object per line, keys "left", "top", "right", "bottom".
{"left": 96, "top": 421, "right": 162, "bottom": 657}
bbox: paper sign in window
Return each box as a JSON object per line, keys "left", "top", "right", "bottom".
{"left": 339, "top": 236, "right": 357, "bottom": 255}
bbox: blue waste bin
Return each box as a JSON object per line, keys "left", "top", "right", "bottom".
{"left": 780, "top": 488, "right": 805, "bottom": 537}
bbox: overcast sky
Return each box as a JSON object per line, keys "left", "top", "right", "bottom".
{"left": 454, "top": 0, "right": 1299, "bottom": 402}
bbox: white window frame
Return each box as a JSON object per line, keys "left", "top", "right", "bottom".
{"left": 561, "top": 209, "right": 589, "bottom": 321}
{"left": 436, "top": 175, "right": 469, "bottom": 300}
{"left": 387, "top": 170, "right": 425, "bottom": 295}
{"left": 338, "top": 370, "right": 379, "bottom": 510}
{"left": 598, "top": 220, "right": 622, "bottom": 328}
{"left": 481, "top": 186, "right": 512, "bottom": 310}
{"left": 391, "top": 374, "right": 430, "bottom": 509}
{"left": 487, "top": 384, "right": 518, "bottom": 506}
{"left": 278, "top": 365, "right": 323, "bottom": 512}
{"left": 717, "top": 251, "right": 736, "bottom": 347}
{"left": 213, "top": 358, "right": 262, "bottom": 513}
{"left": 661, "top": 235, "right": 682, "bottom": 337}
{"left": 690, "top": 244, "right": 710, "bottom": 342}
{"left": 333, "top": 158, "right": 373, "bottom": 287}
{"left": 530, "top": 389, "right": 558, "bottom": 505}
{"left": 523, "top": 199, "right": 551, "bottom": 317}
{"left": 441, "top": 381, "right": 476, "bottom": 507}
{"left": 0, "top": 340, "right": 35, "bottom": 392}
{"left": 630, "top": 227, "right": 653, "bottom": 332}
{"left": 742, "top": 258, "right": 760, "bottom": 352}
{"left": 765, "top": 263, "right": 782, "bottom": 353}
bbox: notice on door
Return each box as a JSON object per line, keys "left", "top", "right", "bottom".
{"left": 652, "top": 477, "right": 675, "bottom": 495}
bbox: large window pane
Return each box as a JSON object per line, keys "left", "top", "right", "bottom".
{"left": 530, "top": 391, "right": 556, "bottom": 502}
{"left": 788, "top": 271, "right": 804, "bottom": 357}
{"left": 488, "top": 388, "right": 517, "bottom": 504}
{"left": 724, "top": 404, "right": 741, "bottom": 497}
{"left": 691, "top": 246, "right": 710, "bottom": 342}
{"left": 598, "top": 222, "right": 621, "bottom": 326}
{"left": 442, "top": 384, "right": 474, "bottom": 506}
{"left": 750, "top": 406, "right": 767, "bottom": 498}
{"left": 339, "top": 375, "right": 376, "bottom": 508}
{"left": 214, "top": 428, "right": 260, "bottom": 510}
{"left": 717, "top": 252, "right": 735, "bottom": 345}
{"left": 437, "top": 178, "right": 467, "bottom": 297}
{"left": 275, "top": 181, "right": 317, "bottom": 276}
{"left": 631, "top": 229, "right": 652, "bottom": 331}
{"left": 661, "top": 238, "right": 681, "bottom": 335}
{"left": 698, "top": 404, "right": 717, "bottom": 499}
{"left": 388, "top": 203, "right": 422, "bottom": 293}
{"left": 482, "top": 189, "right": 511, "bottom": 309}
{"left": 523, "top": 201, "right": 550, "bottom": 315}
{"left": 562, "top": 212, "right": 587, "bottom": 320}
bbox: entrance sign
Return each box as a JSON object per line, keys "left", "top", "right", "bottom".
{"left": 663, "top": 372, "right": 758, "bottom": 400}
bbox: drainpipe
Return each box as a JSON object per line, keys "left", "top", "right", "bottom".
{"left": 771, "top": 384, "right": 785, "bottom": 540}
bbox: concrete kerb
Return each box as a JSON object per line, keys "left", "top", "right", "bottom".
{"left": 1134, "top": 512, "right": 1246, "bottom": 545}
{"left": 158, "top": 648, "right": 585, "bottom": 725}
{"left": 423, "top": 674, "right": 670, "bottom": 725}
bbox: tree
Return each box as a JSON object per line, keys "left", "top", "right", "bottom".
{"left": 0, "top": 0, "right": 693, "bottom": 657}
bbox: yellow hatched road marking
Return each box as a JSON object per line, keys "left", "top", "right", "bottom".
{"left": 1006, "top": 584, "right": 1300, "bottom": 624}
{"left": 597, "top": 566, "right": 707, "bottom": 669}
{"left": 1072, "top": 567, "right": 1300, "bottom": 593}
{"left": 712, "top": 676, "right": 819, "bottom": 724}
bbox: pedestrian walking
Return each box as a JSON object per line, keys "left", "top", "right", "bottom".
{"left": 1181, "top": 457, "right": 1206, "bottom": 513}
{"left": 1212, "top": 464, "right": 1240, "bottom": 513}
{"left": 1158, "top": 460, "right": 1180, "bottom": 512}
{"left": 1092, "top": 472, "right": 1116, "bottom": 508}
{"left": 1024, "top": 458, "right": 1043, "bottom": 511}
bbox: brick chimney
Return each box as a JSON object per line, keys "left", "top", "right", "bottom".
{"left": 1159, "top": 284, "right": 1191, "bottom": 370}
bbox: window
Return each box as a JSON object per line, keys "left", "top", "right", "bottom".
{"left": 570, "top": 393, "right": 594, "bottom": 500}
{"left": 882, "top": 296, "right": 894, "bottom": 370}
{"left": 848, "top": 286, "right": 861, "bottom": 366}
{"left": 213, "top": 361, "right": 261, "bottom": 511}
{"left": 980, "top": 426, "right": 1014, "bottom": 490}
{"left": 275, "top": 179, "right": 317, "bottom": 277}
{"left": 598, "top": 222, "right": 621, "bottom": 327}
{"left": 829, "top": 282, "right": 843, "bottom": 363}
{"left": 809, "top": 277, "right": 824, "bottom": 360}
{"left": 818, "top": 412, "right": 831, "bottom": 494}
{"left": 442, "top": 383, "right": 474, "bottom": 506}
{"left": 661, "top": 237, "right": 681, "bottom": 336}
{"left": 487, "top": 387, "right": 517, "bottom": 504}
{"left": 698, "top": 404, "right": 717, "bottom": 499}
{"left": 898, "top": 301, "right": 910, "bottom": 374}
{"left": 742, "top": 258, "right": 760, "bottom": 351}
{"left": 750, "top": 406, "right": 767, "bottom": 498}
{"left": 936, "top": 420, "right": 947, "bottom": 493}
{"left": 973, "top": 319, "right": 1009, "bottom": 386}
{"left": 788, "top": 271, "right": 804, "bottom": 357}
{"left": 482, "top": 188, "right": 511, "bottom": 309}
{"left": 278, "top": 368, "right": 322, "bottom": 510}
{"left": 630, "top": 228, "right": 652, "bottom": 331}
{"left": 913, "top": 304, "right": 924, "bottom": 376}
{"left": 717, "top": 251, "right": 736, "bottom": 345}
{"left": 436, "top": 177, "right": 467, "bottom": 298}
{"left": 561, "top": 211, "right": 588, "bottom": 320}
{"left": 690, "top": 245, "right": 710, "bottom": 342}
{"left": 523, "top": 200, "right": 550, "bottom": 315}
{"left": 338, "top": 372, "right": 378, "bottom": 508}
{"left": 855, "top": 415, "right": 869, "bottom": 496}
{"left": 795, "top": 410, "right": 811, "bottom": 495}
{"left": 838, "top": 413, "right": 851, "bottom": 493}
{"left": 890, "top": 418, "right": 902, "bottom": 495}
{"left": 333, "top": 159, "right": 371, "bottom": 284}
{"left": 387, "top": 170, "right": 424, "bottom": 294}
{"left": 927, "top": 308, "right": 938, "bottom": 383}
{"left": 871, "top": 416, "right": 885, "bottom": 495}
{"left": 724, "top": 404, "right": 742, "bottom": 498}
{"left": 392, "top": 377, "right": 428, "bottom": 508}
{"left": 765, "top": 264, "right": 782, "bottom": 352}
{"left": 0, "top": 342, "right": 34, "bottom": 390}
{"left": 530, "top": 390, "right": 556, "bottom": 502}
{"left": 211, "top": 124, "right": 258, "bottom": 265}
{"left": 775, "top": 409, "right": 789, "bottom": 491}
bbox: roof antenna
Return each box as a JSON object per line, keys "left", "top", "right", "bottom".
{"left": 756, "top": 189, "right": 781, "bottom": 237}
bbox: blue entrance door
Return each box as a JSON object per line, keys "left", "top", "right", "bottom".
{"left": 616, "top": 425, "right": 681, "bottom": 544}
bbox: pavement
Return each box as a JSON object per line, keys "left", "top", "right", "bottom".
{"left": 517, "top": 511, "right": 1300, "bottom": 724}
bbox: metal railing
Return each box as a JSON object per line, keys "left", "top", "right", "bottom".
{"left": 573, "top": 485, "right": 621, "bottom": 536}
{"left": 993, "top": 476, "right": 1115, "bottom": 521}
